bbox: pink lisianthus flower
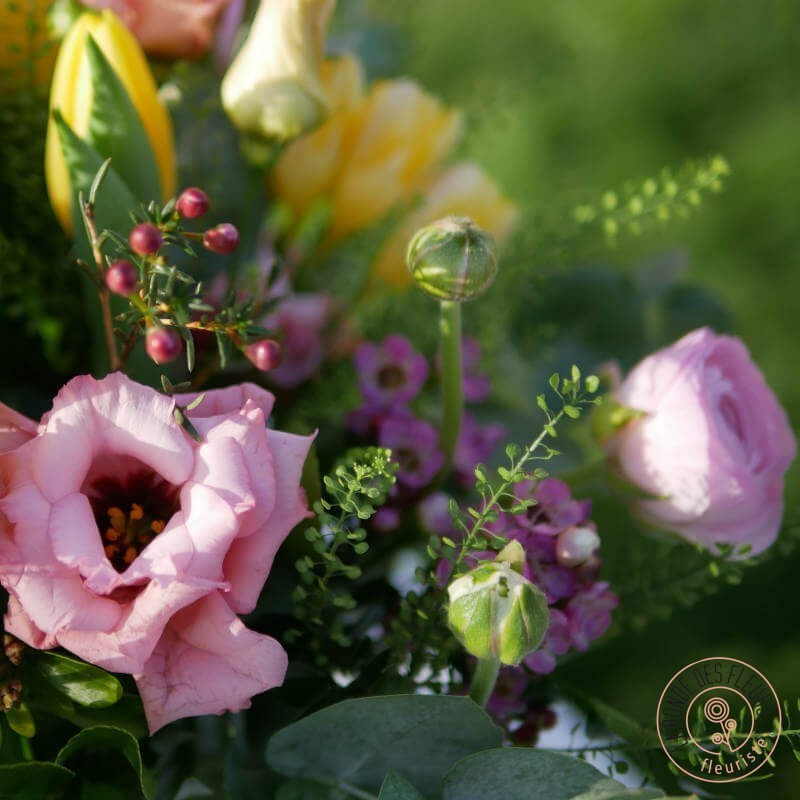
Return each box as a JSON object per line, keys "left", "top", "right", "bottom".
{"left": 610, "top": 327, "right": 796, "bottom": 555}
{"left": 80, "top": 0, "right": 235, "bottom": 60}
{"left": 0, "top": 373, "right": 313, "bottom": 733}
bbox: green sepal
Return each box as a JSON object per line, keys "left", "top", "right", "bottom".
{"left": 84, "top": 34, "right": 162, "bottom": 206}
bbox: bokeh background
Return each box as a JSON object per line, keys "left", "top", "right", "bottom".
{"left": 371, "top": 1, "right": 800, "bottom": 796}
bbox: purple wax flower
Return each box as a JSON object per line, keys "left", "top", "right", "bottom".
{"left": 266, "top": 294, "right": 333, "bottom": 389}
{"left": 565, "top": 581, "right": 618, "bottom": 652}
{"left": 355, "top": 335, "right": 428, "bottom": 407}
{"left": 454, "top": 412, "right": 505, "bottom": 487}
{"left": 524, "top": 609, "right": 571, "bottom": 675}
{"left": 486, "top": 667, "right": 529, "bottom": 721}
{"left": 378, "top": 413, "right": 444, "bottom": 490}
{"left": 435, "top": 336, "right": 491, "bottom": 403}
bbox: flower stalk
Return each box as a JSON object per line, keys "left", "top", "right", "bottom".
{"left": 439, "top": 299, "right": 463, "bottom": 468}
{"left": 468, "top": 656, "right": 500, "bottom": 708}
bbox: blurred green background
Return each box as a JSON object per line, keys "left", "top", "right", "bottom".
{"left": 372, "top": 1, "right": 800, "bottom": 796}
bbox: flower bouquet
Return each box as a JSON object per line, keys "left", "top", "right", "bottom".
{"left": 0, "top": 1, "right": 798, "bottom": 798}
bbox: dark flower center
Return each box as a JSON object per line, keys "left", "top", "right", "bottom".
{"left": 81, "top": 456, "right": 180, "bottom": 573}
{"left": 377, "top": 364, "right": 406, "bottom": 389}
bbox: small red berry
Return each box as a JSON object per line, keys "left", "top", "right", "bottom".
{"left": 203, "top": 223, "right": 239, "bottom": 255}
{"left": 129, "top": 223, "right": 163, "bottom": 255}
{"left": 245, "top": 339, "right": 282, "bottom": 372}
{"left": 176, "top": 187, "right": 210, "bottom": 219}
{"left": 105, "top": 260, "right": 138, "bottom": 296}
{"left": 145, "top": 327, "right": 183, "bottom": 364}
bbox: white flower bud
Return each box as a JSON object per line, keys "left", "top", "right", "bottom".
{"left": 221, "top": 0, "right": 335, "bottom": 145}
{"left": 447, "top": 544, "right": 549, "bottom": 666}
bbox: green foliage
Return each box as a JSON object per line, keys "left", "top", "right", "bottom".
{"left": 285, "top": 447, "right": 397, "bottom": 668}
{"left": 266, "top": 695, "right": 501, "bottom": 797}
{"left": 386, "top": 368, "right": 600, "bottom": 683}
{"left": 0, "top": 93, "right": 86, "bottom": 378}
{"left": 0, "top": 761, "right": 74, "bottom": 800}
{"left": 27, "top": 650, "right": 123, "bottom": 709}
{"left": 441, "top": 749, "right": 632, "bottom": 800}
{"left": 572, "top": 156, "right": 730, "bottom": 245}
{"left": 378, "top": 771, "right": 425, "bottom": 800}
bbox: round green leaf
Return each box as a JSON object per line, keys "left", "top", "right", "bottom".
{"left": 266, "top": 695, "right": 501, "bottom": 796}
{"left": 442, "top": 748, "right": 612, "bottom": 800}
{"left": 0, "top": 762, "right": 74, "bottom": 800}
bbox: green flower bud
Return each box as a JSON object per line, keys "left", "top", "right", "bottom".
{"left": 447, "top": 545, "right": 549, "bottom": 666}
{"left": 406, "top": 216, "right": 498, "bottom": 301}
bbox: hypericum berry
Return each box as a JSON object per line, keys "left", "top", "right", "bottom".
{"left": 176, "top": 187, "right": 210, "bottom": 219}
{"left": 245, "top": 339, "right": 282, "bottom": 371}
{"left": 203, "top": 223, "right": 240, "bottom": 255}
{"left": 145, "top": 327, "right": 183, "bottom": 364}
{"left": 129, "top": 223, "right": 163, "bottom": 255}
{"left": 105, "top": 260, "right": 138, "bottom": 297}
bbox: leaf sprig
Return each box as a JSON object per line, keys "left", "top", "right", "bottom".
{"left": 572, "top": 154, "right": 731, "bottom": 244}
{"left": 285, "top": 447, "right": 397, "bottom": 668}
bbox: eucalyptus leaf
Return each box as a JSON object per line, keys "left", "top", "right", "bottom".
{"left": 30, "top": 650, "right": 123, "bottom": 708}
{"left": 378, "top": 771, "right": 426, "bottom": 800}
{"left": 441, "top": 748, "right": 612, "bottom": 800}
{"left": 84, "top": 35, "right": 162, "bottom": 206}
{"left": 0, "top": 762, "right": 74, "bottom": 799}
{"left": 266, "top": 695, "right": 501, "bottom": 796}
{"left": 56, "top": 725, "right": 149, "bottom": 799}
{"left": 275, "top": 780, "right": 334, "bottom": 800}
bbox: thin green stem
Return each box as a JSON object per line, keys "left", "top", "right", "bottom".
{"left": 453, "top": 410, "right": 564, "bottom": 574}
{"left": 439, "top": 300, "right": 463, "bottom": 468}
{"left": 468, "top": 656, "right": 501, "bottom": 708}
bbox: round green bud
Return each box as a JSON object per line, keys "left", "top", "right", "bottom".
{"left": 447, "top": 545, "right": 549, "bottom": 666}
{"left": 406, "top": 216, "right": 498, "bottom": 301}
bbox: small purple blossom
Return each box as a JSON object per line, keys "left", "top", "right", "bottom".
{"left": 419, "top": 492, "right": 459, "bottom": 538}
{"left": 378, "top": 414, "right": 444, "bottom": 490}
{"left": 355, "top": 335, "right": 428, "bottom": 407}
{"left": 435, "top": 337, "right": 491, "bottom": 403}
{"left": 486, "top": 668, "right": 529, "bottom": 721}
{"left": 454, "top": 412, "right": 505, "bottom": 487}
{"left": 266, "top": 294, "right": 333, "bottom": 388}
{"left": 373, "top": 507, "right": 401, "bottom": 533}
{"left": 564, "top": 582, "right": 618, "bottom": 652}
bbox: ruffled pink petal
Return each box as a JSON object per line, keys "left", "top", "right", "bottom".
{"left": 223, "top": 430, "right": 314, "bottom": 614}
{"left": 4, "top": 595, "right": 57, "bottom": 650}
{"left": 33, "top": 373, "right": 194, "bottom": 502}
{"left": 135, "top": 592, "right": 288, "bottom": 733}
{"left": 49, "top": 493, "right": 119, "bottom": 591}
{"left": 56, "top": 577, "right": 211, "bottom": 673}
{"left": 0, "top": 402, "right": 37, "bottom": 454}
{"left": 174, "top": 383, "right": 275, "bottom": 421}
{"left": 128, "top": 481, "right": 240, "bottom": 586}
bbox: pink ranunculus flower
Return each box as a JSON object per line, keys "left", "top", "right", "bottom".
{"left": 0, "top": 373, "right": 313, "bottom": 732}
{"left": 610, "top": 327, "right": 796, "bottom": 554}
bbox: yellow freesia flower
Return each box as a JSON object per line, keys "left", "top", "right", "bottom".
{"left": 0, "top": 0, "right": 56, "bottom": 91}
{"left": 270, "top": 55, "right": 463, "bottom": 244}
{"left": 221, "top": 0, "right": 335, "bottom": 144}
{"left": 45, "top": 9, "right": 174, "bottom": 234}
{"left": 373, "top": 163, "right": 519, "bottom": 288}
